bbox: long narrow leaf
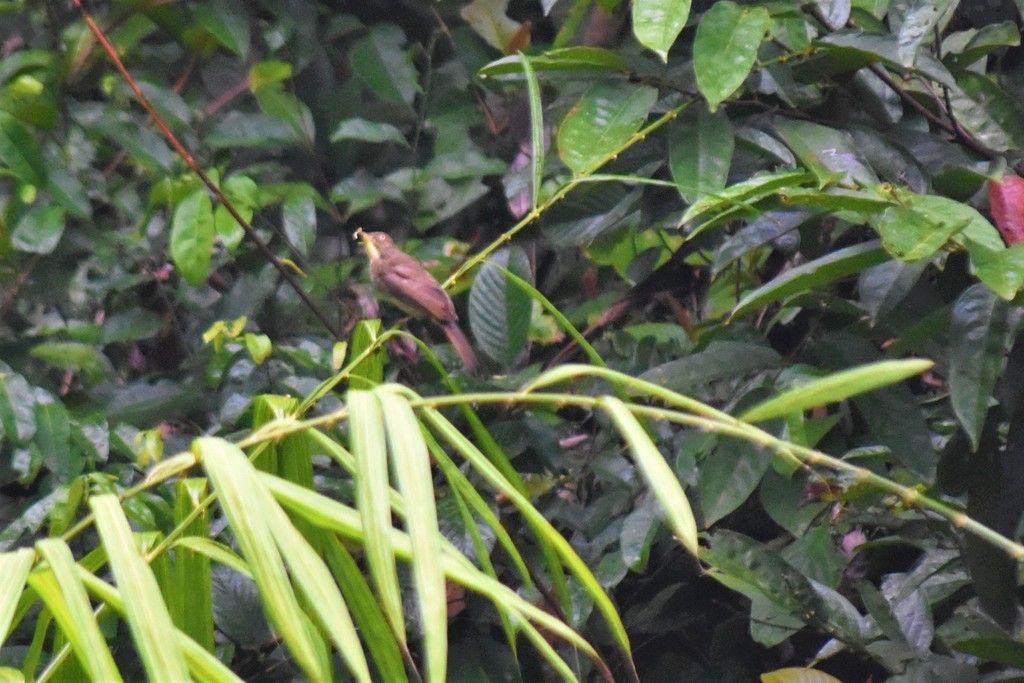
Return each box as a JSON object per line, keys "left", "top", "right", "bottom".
{"left": 348, "top": 391, "right": 406, "bottom": 641}
{"left": 519, "top": 52, "right": 544, "bottom": 212}
{"left": 196, "top": 437, "right": 331, "bottom": 681}
{"left": 91, "top": 494, "right": 190, "bottom": 683}
{"left": 31, "top": 540, "right": 122, "bottom": 682}
{"left": 0, "top": 549, "right": 33, "bottom": 640}
{"left": 378, "top": 390, "right": 447, "bottom": 683}
{"left": 740, "top": 359, "right": 934, "bottom": 423}
{"left": 599, "top": 398, "right": 699, "bottom": 556}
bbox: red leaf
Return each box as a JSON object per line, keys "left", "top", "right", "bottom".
{"left": 988, "top": 176, "right": 1024, "bottom": 245}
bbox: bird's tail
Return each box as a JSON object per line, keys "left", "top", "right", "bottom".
{"left": 442, "top": 322, "right": 478, "bottom": 373}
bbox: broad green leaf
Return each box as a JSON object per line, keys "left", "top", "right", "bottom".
{"left": 693, "top": 1, "right": 770, "bottom": 110}
{"left": 966, "top": 240, "right": 1024, "bottom": 300}
{"left": 170, "top": 189, "right": 215, "bottom": 286}
{"left": 557, "top": 81, "right": 657, "bottom": 175}
{"left": 477, "top": 47, "right": 626, "bottom": 79}
{"left": 761, "top": 667, "right": 843, "bottom": 682}
{"left": 632, "top": 0, "right": 691, "bottom": 62}
{"left": 329, "top": 118, "right": 407, "bottom": 145}
{"left": 729, "top": 240, "right": 888, "bottom": 321}
{"left": 874, "top": 204, "right": 969, "bottom": 261}
{"left": 248, "top": 60, "right": 292, "bottom": 91}
{"left": 204, "top": 111, "right": 301, "bottom": 149}
{"left": 282, "top": 194, "right": 317, "bottom": 257}
{"left": 214, "top": 175, "right": 258, "bottom": 252}
{"left": 679, "top": 170, "right": 816, "bottom": 232}
{"left": 639, "top": 341, "right": 783, "bottom": 394}
{"left": 30, "top": 342, "right": 111, "bottom": 383}
{"left": 953, "top": 71, "right": 1024, "bottom": 151}
{"left": 256, "top": 88, "right": 314, "bottom": 141}
{"left": 773, "top": 119, "right": 879, "bottom": 187}
{"left": 91, "top": 495, "right": 190, "bottom": 683}
{"left": 670, "top": 104, "right": 734, "bottom": 203}
{"left": 740, "top": 359, "right": 934, "bottom": 423}
{"left": 699, "top": 437, "right": 774, "bottom": 527}
{"left": 946, "top": 21, "right": 1021, "bottom": 67}
{"left": 192, "top": 0, "right": 250, "bottom": 58}
{"left": 0, "top": 110, "right": 46, "bottom": 186}
{"left": 33, "top": 399, "right": 80, "bottom": 483}
{"left": 11, "top": 204, "right": 64, "bottom": 254}
{"left": 811, "top": 0, "right": 851, "bottom": 29}
{"left": 469, "top": 246, "right": 532, "bottom": 365}
{"left": 350, "top": 24, "right": 419, "bottom": 107}
{"left": 715, "top": 210, "right": 811, "bottom": 274}
{"left": 949, "top": 284, "right": 1009, "bottom": 450}
{"left": 897, "top": 0, "right": 957, "bottom": 66}
{"left": 858, "top": 259, "right": 928, "bottom": 320}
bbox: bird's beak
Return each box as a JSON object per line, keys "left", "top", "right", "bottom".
{"left": 354, "top": 228, "right": 379, "bottom": 260}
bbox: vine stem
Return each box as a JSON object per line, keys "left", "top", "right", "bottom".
{"left": 70, "top": 0, "right": 343, "bottom": 340}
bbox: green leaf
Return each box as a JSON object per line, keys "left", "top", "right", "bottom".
{"left": 378, "top": 391, "right": 446, "bottom": 683}
{"left": 170, "top": 189, "right": 215, "bottom": 286}
{"left": 282, "top": 194, "right": 317, "bottom": 257}
{"left": 740, "top": 359, "right": 935, "bottom": 423}
{"left": 249, "top": 60, "right": 292, "bottom": 91}
{"left": 966, "top": 241, "right": 1024, "bottom": 300}
{"left": 773, "top": 119, "right": 879, "bottom": 187}
{"left": 693, "top": 1, "right": 770, "bottom": 110}
{"left": 897, "top": 0, "right": 957, "bottom": 66}
{"left": 192, "top": 0, "right": 250, "bottom": 58}
{"left": 31, "top": 540, "right": 123, "bottom": 682}
{"left": 329, "top": 118, "right": 407, "bottom": 145}
{"left": 949, "top": 284, "right": 1009, "bottom": 450}
{"left": 91, "top": 495, "right": 191, "bottom": 683}
{"left": 0, "top": 110, "right": 46, "bottom": 186}
{"left": 699, "top": 437, "right": 774, "bottom": 527}
{"left": 557, "top": 81, "right": 657, "bottom": 175}
{"left": 729, "top": 240, "right": 889, "bottom": 321}
{"left": 639, "top": 341, "right": 783, "bottom": 394}
{"left": 11, "top": 203, "right": 64, "bottom": 254}
{"left": 477, "top": 47, "right": 626, "bottom": 79}
{"left": 30, "top": 342, "right": 111, "bottom": 383}
{"left": 468, "top": 246, "right": 532, "bottom": 365}
{"left": 600, "top": 397, "right": 699, "bottom": 556}
{"left": 670, "top": 104, "right": 734, "bottom": 203}
{"left": 214, "top": 175, "right": 258, "bottom": 252}
{"left": 350, "top": 24, "right": 419, "bottom": 107}
{"left": 632, "top": 0, "right": 691, "bottom": 62}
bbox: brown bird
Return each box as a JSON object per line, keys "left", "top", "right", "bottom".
{"left": 355, "top": 228, "right": 477, "bottom": 372}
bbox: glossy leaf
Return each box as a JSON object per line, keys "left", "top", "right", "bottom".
{"left": 11, "top": 203, "right": 64, "bottom": 254}
{"left": 729, "top": 241, "right": 889, "bottom": 321}
{"left": 693, "top": 1, "right": 770, "bottom": 110}
{"left": 350, "top": 24, "right": 419, "bottom": 107}
{"left": 170, "top": 189, "right": 215, "bottom": 286}
{"left": 557, "top": 81, "right": 657, "bottom": 175}
{"left": 949, "top": 284, "right": 1009, "bottom": 450}
{"left": 670, "top": 104, "right": 734, "bottom": 203}
{"left": 0, "top": 110, "right": 46, "bottom": 186}
{"left": 740, "top": 359, "right": 934, "bottom": 423}
{"left": 632, "top": 0, "right": 691, "bottom": 62}
{"left": 468, "top": 246, "right": 532, "bottom": 365}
